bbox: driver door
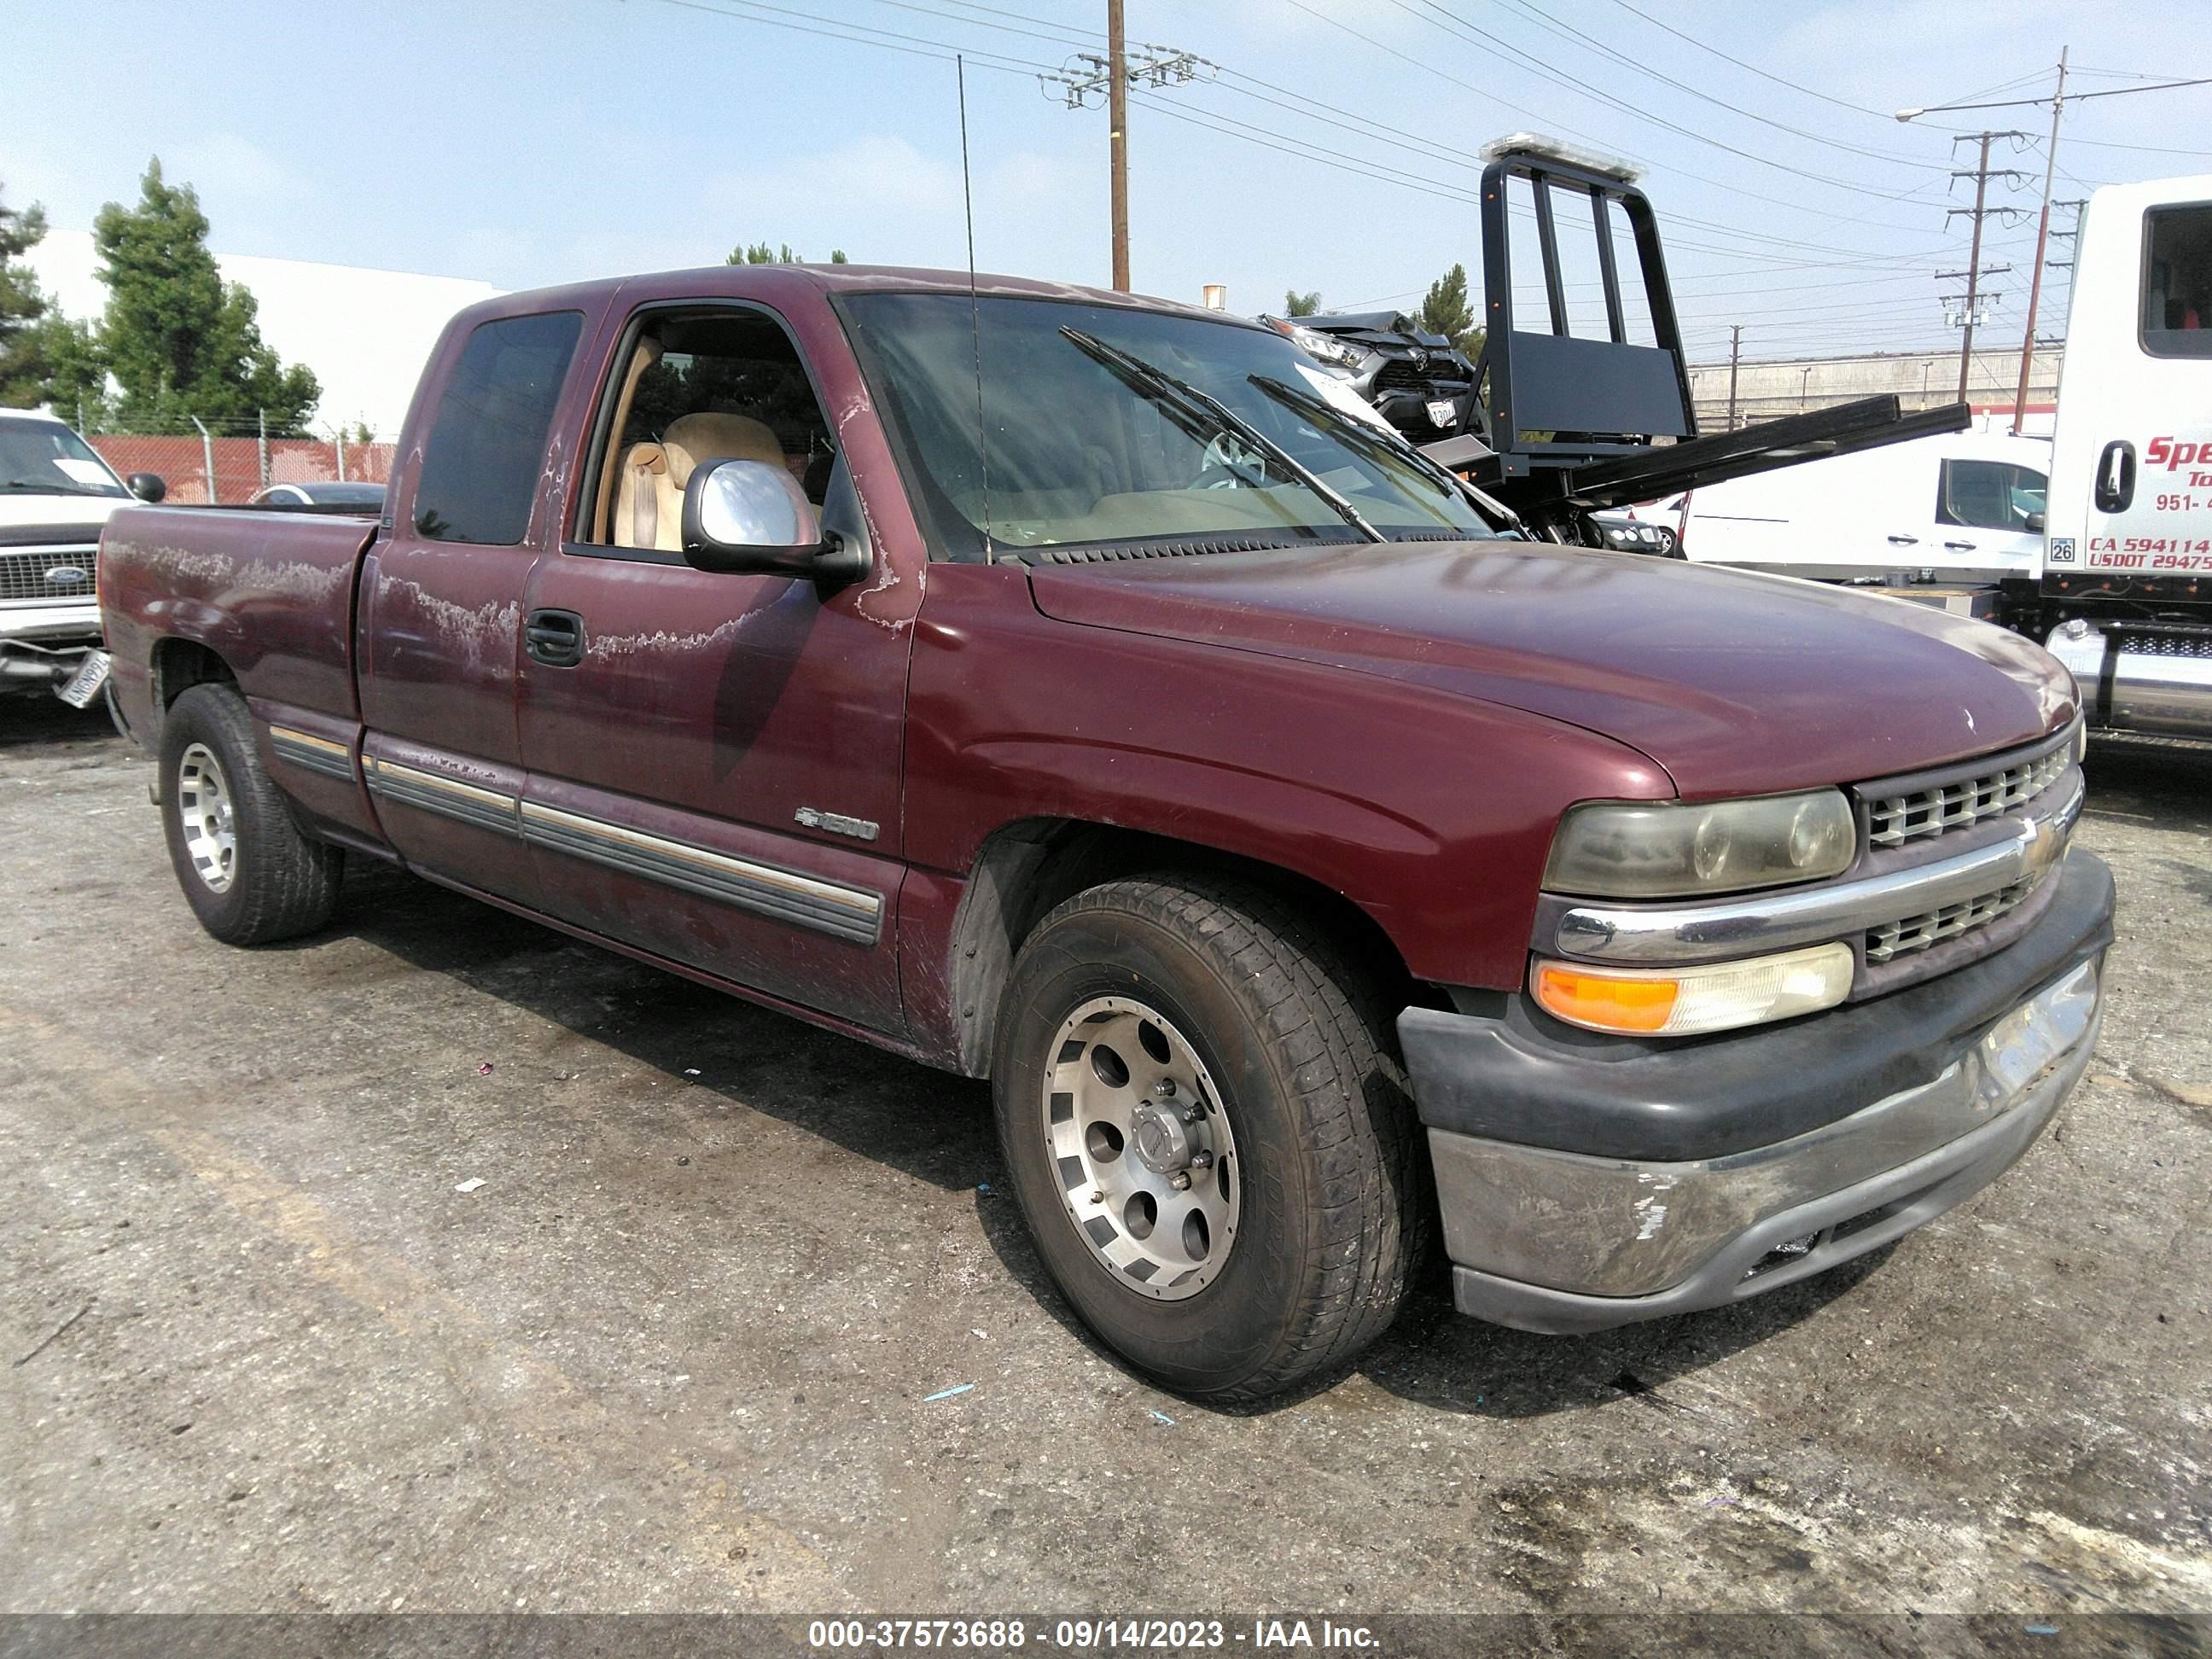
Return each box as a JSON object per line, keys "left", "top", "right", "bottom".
{"left": 514, "top": 301, "right": 915, "bottom": 1033}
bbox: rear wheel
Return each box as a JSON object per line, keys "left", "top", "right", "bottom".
{"left": 992, "top": 874, "right": 1424, "bottom": 1400}
{"left": 159, "top": 684, "right": 343, "bottom": 945}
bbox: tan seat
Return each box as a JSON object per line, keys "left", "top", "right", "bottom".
{"left": 612, "top": 411, "right": 785, "bottom": 551}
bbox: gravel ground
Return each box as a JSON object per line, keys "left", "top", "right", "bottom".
{"left": 0, "top": 696, "right": 2205, "bottom": 1624}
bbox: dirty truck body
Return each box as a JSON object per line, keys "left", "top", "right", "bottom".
{"left": 99, "top": 263, "right": 2113, "bottom": 1399}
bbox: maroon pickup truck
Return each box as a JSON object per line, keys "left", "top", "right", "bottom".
{"left": 96, "top": 265, "right": 2113, "bottom": 1400}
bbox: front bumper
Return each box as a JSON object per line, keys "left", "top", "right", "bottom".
{"left": 0, "top": 601, "right": 101, "bottom": 644}
{"left": 1399, "top": 848, "right": 2114, "bottom": 1334}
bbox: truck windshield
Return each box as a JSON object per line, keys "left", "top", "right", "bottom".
{"left": 841, "top": 293, "right": 1501, "bottom": 560}
{"left": 0, "top": 421, "right": 125, "bottom": 498}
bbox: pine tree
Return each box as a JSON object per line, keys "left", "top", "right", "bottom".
{"left": 0, "top": 180, "right": 51, "bottom": 408}
{"left": 89, "top": 159, "right": 319, "bottom": 434}
{"left": 1417, "top": 263, "right": 1483, "bottom": 356}
{"left": 38, "top": 317, "right": 109, "bottom": 429}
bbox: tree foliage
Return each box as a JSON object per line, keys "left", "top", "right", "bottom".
{"left": 727, "top": 242, "right": 848, "bottom": 265}
{"left": 0, "top": 180, "right": 51, "bottom": 408}
{"left": 1417, "top": 263, "right": 1481, "bottom": 356}
{"left": 1283, "top": 288, "right": 1323, "bottom": 317}
{"left": 38, "top": 317, "right": 108, "bottom": 429}
{"left": 83, "top": 160, "right": 320, "bottom": 434}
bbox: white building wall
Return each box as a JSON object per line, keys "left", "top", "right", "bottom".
{"left": 1687, "top": 346, "right": 2064, "bottom": 434}
{"left": 26, "top": 230, "right": 504, "bottom": 439}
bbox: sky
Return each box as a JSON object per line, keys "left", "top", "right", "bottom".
{"left": 9, "top": 0, "right": 2212, "bottom": 373}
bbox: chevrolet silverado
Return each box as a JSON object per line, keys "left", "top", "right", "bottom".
{"left": 95, "top": 262, "right": 2113, "bottom": 1400}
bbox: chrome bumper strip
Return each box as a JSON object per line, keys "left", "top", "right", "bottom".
{"left": 1551, "top": 770, "right": 2085, "bottom": 965}
{"left": 268, "top": 725, "right": 357, "bottom": 783}
{"left": 358, "top": 755, "right": 882, "bottom": 945}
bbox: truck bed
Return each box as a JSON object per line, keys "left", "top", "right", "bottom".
{"left": 101, "top": 505, "right": 377, "bottom": 742}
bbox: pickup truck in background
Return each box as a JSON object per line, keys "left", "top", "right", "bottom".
{"left": 0, "top": 407, "right": 162, "bottom": 699}
{"left": 96, "top": 259, "right": 2112, "bottom": 1400}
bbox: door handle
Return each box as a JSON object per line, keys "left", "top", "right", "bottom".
{"left": 1887, "top": 534, "right": 1918, "bottom": 544}
{"left": 2095, "top": 440, "right": 2136, "bottom": 513}
{"left": 525, "top": 608, "right": 585, "bottom": 667}
{"left": 1943, "top": 539, "right": 1976, "bottom": 550}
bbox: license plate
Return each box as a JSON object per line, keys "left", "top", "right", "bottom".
{"left": 56, "top": 649, "right": 110, "bottom": 709}
{"left": 1426, "top": 399, "right": 1458, "bottom": 428}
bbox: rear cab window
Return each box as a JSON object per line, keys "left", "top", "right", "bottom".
{"left": 2142, "top": 203, "right": 2212, "bottom": 359}
{"left": 412, "top": 311, "right": 585, "bottom": 544}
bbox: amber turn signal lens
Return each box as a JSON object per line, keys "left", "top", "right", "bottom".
{"left": 1531, "top": 942, "right": 1855, "bottom": 1038}
{"left": 1532, "top": 963, "right": 1680, "bottom": 1034}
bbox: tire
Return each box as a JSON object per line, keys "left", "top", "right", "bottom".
{"left": 992, "top": 874, "right": 1426, "bottom": 1401}
{"left": 159, "top": 683, "right": 343, "bottom": 945}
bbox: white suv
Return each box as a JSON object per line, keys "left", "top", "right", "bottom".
{"left": 0, "top": 410, "right": 158, "bottom": 696}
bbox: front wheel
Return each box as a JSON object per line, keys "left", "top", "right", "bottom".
{"left": 992, "top": 875, "right": 1425, "bottom": 1400}
{"left": 159, "top": 683, "right": 343, "bottom": 945}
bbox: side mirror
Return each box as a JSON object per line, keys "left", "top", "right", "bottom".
{"left": 127, "top": 472, "right": 167, "bottom": 504}
{"left": 2024, "top": 510, "right": 2046, "bottom": 533}
{"left": 680, "top": 458, "right": 865, "bottom": 583}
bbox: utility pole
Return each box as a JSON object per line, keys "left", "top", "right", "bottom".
{"left": 257, "top": 409, "right": 270, "bottom": 488}
{"left": 1944, "top": 132, "right": 2027, "bottom": 403}
{"left": 2047, "top": 196, "right": 2089, "bottom": 331}
{"left": 2012, "top": 45, "right": 2069, "bottom": 429}
{"left": 1042, "top": 19, "right": 1212, "bottom": 291}
{"left": 1108, "top": 0, "right": 1128, "bottom": 292}
{"left": 1725, "top": 325, "right": 1742, "bottom": 430}
{"left": 1898, "top": 55, "right": 2209, "bottom": 418}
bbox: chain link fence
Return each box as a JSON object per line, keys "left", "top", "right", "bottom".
{"left": 80, "top": 431, "right": 396, "bottom": 505}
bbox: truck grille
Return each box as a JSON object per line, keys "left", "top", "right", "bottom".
{"left": 0, "top": 546, "right": 99, "bottom": 604}
{"left": 1374, "top": 359, "right": 1464, "bottom": 394}
{"left": 1864, "top": 747, "right": 2069, "bottom": 848}
{"left": 1865, "top": 877, "right": 2037, "bottom": 965}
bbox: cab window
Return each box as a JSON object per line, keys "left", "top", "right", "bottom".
{"left": 2142, "top": 203, "right": 2212, "bottom": 358}
{"left": 1936, "top": 459, "right": 2046, "bottom": 532}
{"left": 412, "top": 311, "right": 583, "bottom": 544}
{"left": 579, "top": 309, "right": 835, "bottom": 554}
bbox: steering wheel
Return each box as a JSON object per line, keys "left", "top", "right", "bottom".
{"left": 1196, "top": 431, "right": 1269, "bottom": 490}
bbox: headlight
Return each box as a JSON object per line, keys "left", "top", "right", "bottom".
{"left": 1533, "top": 942, "right": 1854, "bottom": 1036}
{"left": 1544, "top": 789, "right": 1856, "bottom": 899}
{"left": 1285, "top": 323, "right": 1365, "bottom": 370}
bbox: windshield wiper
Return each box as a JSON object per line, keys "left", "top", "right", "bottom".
{"left": 1245, "top": 374, "right": 1528, "bottom": 536}
{"left": 1058, "top": 327, "right": 1383, "bottom": 544}
{"left": 0, "top": 480, "right": 117, "bottom": 497}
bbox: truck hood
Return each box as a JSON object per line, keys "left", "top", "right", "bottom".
{"left": 0, "top": 494, "right": 130, "bottom": 538}
{"left": 1027, "top": 539, "right": 2077, "bottom": 798}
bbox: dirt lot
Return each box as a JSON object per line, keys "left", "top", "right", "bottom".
{"left": 1, "top": 696, "right": 2207, "bottom": 1623}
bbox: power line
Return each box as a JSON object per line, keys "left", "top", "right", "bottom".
{"left": 642, "top": 0, "right": 1975, "bottom": 355}
{"left": 1381, "top": 0, "right": 1947, "bottom": 207}
{"left": 1598, "top": 0, "right": 1900, "bottom": 122}
{"left": 1271, "top": 0, "right": 1947, "bottom": 232}
{"left": 1497, "top": 0, "right": 1947, "bottom": 172}
{"left": 653, "top": 0, "right": 1052, "bottom": 76}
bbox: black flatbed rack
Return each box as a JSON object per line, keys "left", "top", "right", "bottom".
{"left": 1446, "top": 143, "right": 1972, "bottom": 533}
